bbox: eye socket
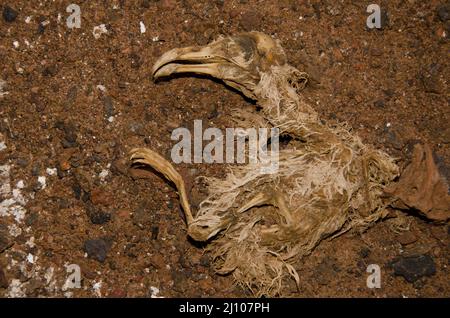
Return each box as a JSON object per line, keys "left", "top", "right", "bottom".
{"left": 287, "top": 69, "right": 308, "bottom": 92}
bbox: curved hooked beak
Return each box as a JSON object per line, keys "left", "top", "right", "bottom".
{"left": 151, "top": 32, "right": 287, "bottom": 100}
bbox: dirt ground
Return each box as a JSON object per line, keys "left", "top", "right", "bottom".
{"left": 0, "top": 0, "right": 448, "bottom": 298}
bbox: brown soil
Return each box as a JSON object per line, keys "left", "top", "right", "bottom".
{"left": 0, "top": 0, "right": 448, "bottom": 297}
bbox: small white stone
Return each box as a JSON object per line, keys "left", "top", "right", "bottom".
{"left": 46, "top": 168, "right": 57, "bottom": 176}
{"left": 386, "top": 122, "right": 391, "bottom": 128}
{"left": 99, "top": 169, "right": 109, "bottom": 181}
{"left": 92, "top": 281, "right": 102, "bottom": 297}
{"left": 13, "top": 41, "right": 19, "bottom": 48}
{"left": 26, "top": 253, "right": 34, "bottom": 264}
{"left": 93, "top": 24, "right": 108, "bottom": 39}
{"left": 150, "top": 286, "right": 163, "bottom": 298}
{"left": 0, "top": 141, "right": 6, "bottom": 151}
{"left": 107, "top": 116, "right": 114, "bottom": 123}
{"left": 139, "top": 21, "right": 146, "bottom": 34}
{"left": 38, "top": 176, "right": 46, "bottom": 189}
{"left": 25, "top": 16, "right": 32, "bottom": 24}
{"left": 96, "top": 84, "right": 106, "bottom": 92}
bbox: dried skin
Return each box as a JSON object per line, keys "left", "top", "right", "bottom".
{"left": 386, "top": 144, "right": 450, "bottom": 222}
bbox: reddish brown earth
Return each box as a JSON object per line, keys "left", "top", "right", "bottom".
{"left": 0, "top": 0, "right": 448, "bottom": 297}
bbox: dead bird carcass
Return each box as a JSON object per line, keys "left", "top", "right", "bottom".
{"left": 129, "top": 32, "right": 450, "bottom": 296}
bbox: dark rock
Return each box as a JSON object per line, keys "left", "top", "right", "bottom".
{"left": 37, "top": 22, "right": 46, "bottom": 34}
{"left": 141, "top": 0, "right": 151, "bottom": 8}
{"left": 2, "top": 5, "right": 18, "bottom": 23}
{"left": 72, "top": 183, "right": 82, "bottom": 200}
{"left": 62, "top": 139, "right": 77, "bottom": 148}
{"left": 57, "top": 122, "right": 78, "bottom": 148}
{"left": 383, "top": 88, "right": 395, "bottom": 99}
{"left": 391, "top": 254, "right": 436, "bottom": 283}
{"left": 0, "top": 266, "right": 7, "bottom": 289}
{"left": 151, "top": 225, "right": 159, "bottom": 240}
{"left": 84, "top": 238, "right": 111, "bottom": 263}
{"left": 385, "top": 128, "right": 403, "bottom": 150}
{"left": 437, "top": 4, "right": 450, "bottom": 22}
{"left": 103, "top": 96, "right": 115, "bottom": 117}
{"left": 87, "top": 204, "right": 111, "bottom": 225}
{"left": 42, "top": 65, "right": 58, "bottom": 77}
{"left": 312, "top": 3, "right": 321, "bottom": 20}
{"left": 359, "top": 247, "right": 371, "bottom": 258}
{"left": 374, "top": 99, "right": 385, "bottom": 108}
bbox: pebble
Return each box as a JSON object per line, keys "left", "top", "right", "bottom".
{"left": 151, "top": 225, "right": 159, "bottom": 240}
{"left": 384, "top": 127, "right": 403, "bottom": 150}
{"left": 84, "top": 238, "right": 111, "bottom": 263}
{"left": 56, "top": 121, "right": 78, "bottom": 148}
{"left": 116, "top": 209, "right": 131, "bottom": 219}
{"left": 2, "top": 5, "right": 18, "bottom": 23}
{"left": 437, "top": 4, "right": 449, "bottom": 22}
{"left": 86, "top": 204, "right": 111, "bottom": 225}
{"left": 90, "top": 188, "right": 113, "bottom": 206}
{"left": 397, "top": 231, "right": 417, "bottom": 245}
{"left": 103, "top": 96, "right": 115, "bottom": 117}
{"left": 42, "top": 65, "right": 58, "bottom": 77}
{"left": 141, "top": 0, "right": 151, "bottom": 9}
{"left": 391, "top": 254, "right": 436, "bottom": 283}
{"left": 59, "top": 160, "right": 71, "bottom": 171}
